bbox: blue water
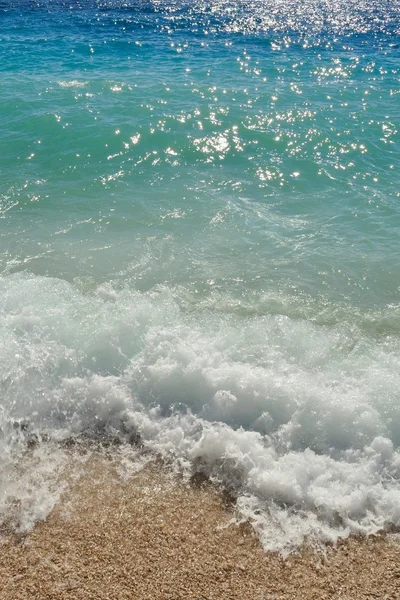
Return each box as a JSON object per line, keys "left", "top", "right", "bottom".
{"left": 1, "top": 0, "right": 400, "bottom": 551}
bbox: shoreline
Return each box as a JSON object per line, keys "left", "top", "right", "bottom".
{"left": 1, "top": 449, "right": 400, "bottom": 599}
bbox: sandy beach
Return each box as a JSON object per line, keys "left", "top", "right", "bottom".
{"left": 1, "top": 448, "right": 399, "bottom": 600}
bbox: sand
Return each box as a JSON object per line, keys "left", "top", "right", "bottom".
{"left": 1, "top": 448, "right": 400, "bottom": 600}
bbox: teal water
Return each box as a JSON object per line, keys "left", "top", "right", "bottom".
{"left": 1, "top": 1, "right": 400, "bottom": 551}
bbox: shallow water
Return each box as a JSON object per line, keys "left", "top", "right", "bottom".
{"left": 1, "top": 0, "right": 400, "bottom": 552}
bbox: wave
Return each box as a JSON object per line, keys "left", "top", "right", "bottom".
{"left": 1, "top": 272, "right": 399, "bottom": 552}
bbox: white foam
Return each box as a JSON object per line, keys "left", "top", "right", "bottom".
{"left": 57, "top": 80, "right": 88, "bottom": 88}
{"left": 0, "top": 437, "right": 70, "bottom": 533}
{"left": 1, "top": 273, "right": 399, "bottom": 551}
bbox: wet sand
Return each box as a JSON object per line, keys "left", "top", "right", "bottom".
{"left": 1, "top": 450, "right": 399, "bottom": 600}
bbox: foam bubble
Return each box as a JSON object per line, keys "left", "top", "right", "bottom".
{"left": 0, "top": 272, "right": 400, "bottom": 551}
{"left": 57, "top": 80, "right": 88, "bottom": 88}
{"left": 0, "top": 436, "right": 70, "bottom": 533}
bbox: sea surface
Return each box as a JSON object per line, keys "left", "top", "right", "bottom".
{"left": 1, "top": 0, "right": 400, "bottom": 552}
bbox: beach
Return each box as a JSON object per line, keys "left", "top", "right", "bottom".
{"left": 1, "top": 448, "right": 400, "bottom": 600}
{"left": 1, "top": 1, "right": 400, "bottom": 591}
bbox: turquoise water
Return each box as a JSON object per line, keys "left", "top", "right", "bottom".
{"left": 1, "top": 1, "right": 400, "bottom": 551}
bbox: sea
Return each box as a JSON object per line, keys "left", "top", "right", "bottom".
{"left": 0, "top": 0, "right": 399, "bottom": 553}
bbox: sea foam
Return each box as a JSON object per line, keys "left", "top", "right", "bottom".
{"left": 1, "top": 273, "right": 399, "bottom": 552}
